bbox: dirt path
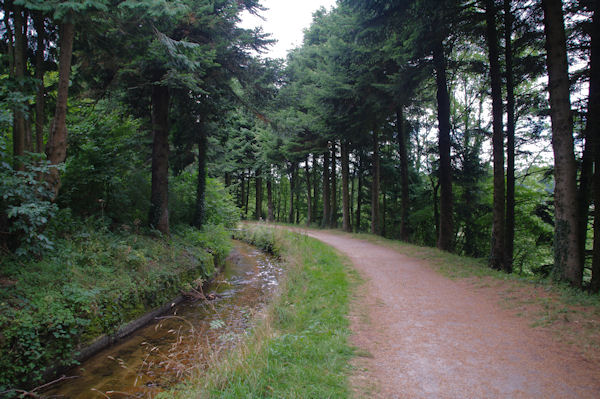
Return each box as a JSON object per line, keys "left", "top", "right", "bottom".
{"left": 299, "top": 229, "right": 600, "bottom": 399}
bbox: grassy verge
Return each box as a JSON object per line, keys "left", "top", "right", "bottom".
{"left": 167, "top": 224, "right": 357, "bottom": 399}
{"left": 0, "top": 217, "right": 231, "bottom": 391}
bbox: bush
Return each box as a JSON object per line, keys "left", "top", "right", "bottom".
{"left": 171, "top": 170, "right": 240, "bottom": 228}
{"left": 0, "top": 145, "right": 60, "bottom": 257}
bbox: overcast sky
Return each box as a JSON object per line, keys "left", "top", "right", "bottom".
{"left": 239, "top": 0, "right": 337, "bottom": 60}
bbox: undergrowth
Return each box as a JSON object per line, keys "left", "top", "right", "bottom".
{"left": 0, "top": 214, "right": 231, "bottom": 392}
{"left": 165, "top": 225, "right": 357, "bottom": 398}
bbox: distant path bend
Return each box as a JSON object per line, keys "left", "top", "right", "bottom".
{"left": 296, "top": 229, "right": 600, "bottom": 399}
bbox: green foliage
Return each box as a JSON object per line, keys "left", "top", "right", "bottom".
{"left": 0, "top": 145, "right": 60, "bottom": 257}
{"left": 58, "top": 99, "right": 150, "bottom": 223}
{"left": 171, "top": 172, "right": 240, "bottom": 228}
{"left": 0, "top": 219, "right": 229, "bottom": 390}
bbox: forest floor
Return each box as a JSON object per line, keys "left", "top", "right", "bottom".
{"left": 289, "top": 227, "right": 600, "bottom": 399}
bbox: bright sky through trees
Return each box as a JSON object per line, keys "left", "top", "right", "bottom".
{"left": 239, "top": 0, "right": 337, "bottom": 59}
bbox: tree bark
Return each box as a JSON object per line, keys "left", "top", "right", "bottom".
{"left": 485, "top": 0, "right": 507, "bottom": 271}
{"left": 12, "top": 5, "right": 26, "bottom": 169}
{"left": 542, "top": 0, "right": 582, "bottom": 286}
{"left": 356, "top": 152, "right": 362, "bottom": 232}
{"left": 330, "top": 142, "right": 338, "bottom": 228}
{"left": 371, "top": 130, "right": 380, "bottom": 235}
{"left": 34, "top": 11, "right": 46, "bottom": 153}
{"left": 267, "top": 177, "right": 275, "bottom": 222}
{"left": 305, "top": 155, "right": 312, "bottom": 225}
{"left": 192, "top": 127, "right": 208, "bottom": 228}
{"left": 239, "top": 172, "right": 245, "bottom": 209}
{"left": 255, "top": 170, "right": 262, "bottom": 220}
{"left": 322, "top": 149, "right": 330, "bottom": 227}
{"left": 46, "top": 22, "right": 75, "bottom": 197}
{"left": 288, "top": 162, "right": 296, "bottom": 223}
{"left": 149, "top": 85, "right": 170, "bottom": 234}
{"left": 432, "top": 38, "right": 454, "bottom": 251}
{"left": 504, "top": 0, "right": 516, "bottom": 272}
{"left": 397, "top": 107, "right": 410, "bottom": 241}
{"left": 589, "top": 2, "right": 600, "bottom": 292}
{"left": 245, "top": 176, "right": 250, "bottom": 215}
{"left": 341, "top": 140, "right": 351, "bottom": 232}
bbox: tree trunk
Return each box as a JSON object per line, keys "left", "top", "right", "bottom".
{"left": 255, "top": 170, "right": 262, "bottom": 220}
{"left": 245, "top": 176, "right": 250, "bottom": 215}
{"left": 149, "top": 85, "right": 170, "bottom": 234}
{"left": 239, "top": 172, "right": 245, "bottom": 209}
{"left": 432, "top": 38, "right": 454, "bottom": 251}
{"left": 341, "top": 140, "right": 351, "bottom": 232}
{"left": 322, "top": 150, "right": 330, "bottom": 227}
{"left": 46, "top": 22, "right": 75, "bottom": 197}
{"left": 12, "top": 6, "right": 26, "bottom": 169}
{"left": 267, "top": 177, "right": 275, "bottom": 222}
{"left": 485, "top": 0, "right": 507, "bottom": 271}
{"left": 225, "top": 172, "right": 231, "bottom": 187}
{"left": 589, "top": 2, "right": 600, "bottom": 292}
{"left": 313, "top": 157, "right": 319, "bottom": 220}
{"left": 305, "top": 155, "right": 312, "bottom": 225}
{"left": 330, "top": 141, "right": 338, "bottom": 228}
{"left": 397, "top": 107, "right": 410, "bottom": 241}
{"left": 542, "top": 0, "right": 582, "bottom": 286}
{"left": 4, "top": 1, "right": 14, "bottom": 76}
{"left": 356, "top": 152, "right": 362, "bottom": 231}
{"left": 288, "top": 162, "right": 296, "bottom": 223}
{"left": 504, "top": 0, "right": 516, "bottom": 272}
{"left": 34, "top": 11, "right": 46, "bottom": 153}
{"left": 371, "top": 130, "right": 380, "bottom": 235}
{"left": 192, "top": 127, "right": 208, "bottom": 228}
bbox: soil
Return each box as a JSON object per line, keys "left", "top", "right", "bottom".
{"left": 301, "top": 229, "right": 600, "bottom": 399}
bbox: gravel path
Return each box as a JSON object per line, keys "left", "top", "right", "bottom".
{"left": 301, "top": 230, "right": 600, "bottom": 399}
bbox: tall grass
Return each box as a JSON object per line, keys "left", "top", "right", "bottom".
{"left": 167, "top": 226, "right": 357, "bottom": 398}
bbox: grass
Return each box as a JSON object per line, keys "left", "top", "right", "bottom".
{"left": 165, "top": 224, "right": 358, "bottom": 399}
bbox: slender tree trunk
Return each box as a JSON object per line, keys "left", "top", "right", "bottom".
{"left": 245, "top": 176, "right": 250, "bottom": 216}
{"left": 296, "top": 187, "right": 300, "bottom": 224}
{"left": 288, "top": 162, "right": 296, "bottom": 223}
{"left": 330, "top": 142, "right": 338, "bottom": 228}
{"left": 255, "top": 170, "right": 262, "bottom": 220}
{"left": 46, "top": 22, "right": 75, "bottom": 197}
{"left": 225, "top": 172, "right": 231, "bottom": 187}
{"left": 192, "top": 127, "right": 208, "bottom": 228}
{"left": 542, "top": 0, "right": 582, "bottom": 286}
{"left": 432, "top": 38, "right": 454, "bottom": 251}
{"left": 371, "top": 130, "right": 380, "bottom": 235}
{"left": 313, "top": 157, "right": 319, "bottom": 219}
{"left": 305, "top": 155, "right": 312, "bottom": 225}
{"left": 356, "top": 152, "right": 362, "bottom": 231}
{"left": 34, "top": 11, "right": 46, "bottom": 153}
{"left": 12, "top": 6, "right": 26, "bottom": 169}
{"left": 149, "top": 85, "right": 170, "bottom": 234}
{"left": 589, "top": 2, "right": 600, "bottom": 292}
{"left": 322, "top": 150, "right": 330, "bottom": 227}
{"left": 267, "top": 177, "right": 275, "bottom": 222}
{"left": 350, "top": 162, "right": 355, "bottom": 228}
{"left": 397, "top": 107, "right": 410, "bottom": 241}
{"left": 4, "top": 1, "right": 14, "bottom": 76}
{"left": 341, "top": 140, "right": 351, "bottom": 232}
{"left": 484, "top": 0, "right": 507, "bottom": 271}
{"left": 432, "top": 178, "right": 440, "bottom": 241}
{"left": 504, "top": 0, "right": 516, "bottom": 272}
{"left": 239, "top": 173, "right": 245, "bottom": 210}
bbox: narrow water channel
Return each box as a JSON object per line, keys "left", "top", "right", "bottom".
{"left": 44, "top": 240, "right": 282, "bottom": 398}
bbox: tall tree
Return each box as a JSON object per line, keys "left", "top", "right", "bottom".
{"left": 484, "top": 0, "right": 507, "bottom": 271}
{"left": 504, "top": 0, "right": 516, "bottom": 272}
{"left": 542, "top": 0, "right": 582, "bottom": 286}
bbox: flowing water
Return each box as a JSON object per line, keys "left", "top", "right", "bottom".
{"left": 43, "top": 240, "right": 282, "bottom": 398}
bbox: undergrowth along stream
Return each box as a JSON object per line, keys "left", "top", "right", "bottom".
{"left": 0, "top": 219, "right": 231, "bottom": 392}
{"left": 166, "top": 224, "right": 358, "bottom": 399}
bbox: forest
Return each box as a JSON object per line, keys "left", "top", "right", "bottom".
{"left": 0, "top": 0, "right": 598, "bottom": 393}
